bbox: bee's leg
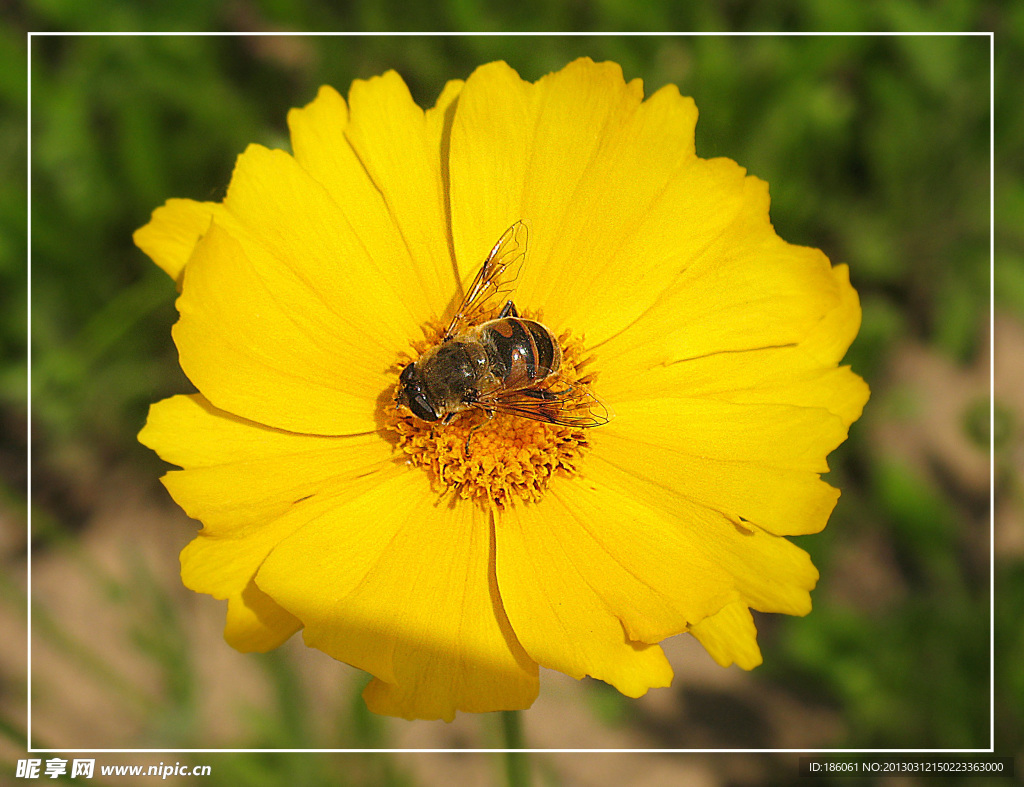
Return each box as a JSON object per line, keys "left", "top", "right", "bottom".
{"left": 497, "top": 300, "right": 519, "bottom": 319}
{"left": 437, "top": 415, "right": 452, "bottom": 486}
{"left": 464, "top": 409, "right": 495, "bottom": 457}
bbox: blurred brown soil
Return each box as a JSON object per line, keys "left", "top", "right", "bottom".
{"left": 869, "top": 312, "right": 1019, "bottom": 563}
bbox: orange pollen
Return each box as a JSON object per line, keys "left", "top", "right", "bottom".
{"left": 383, "top": 320, "right": 601, "bottom": 509}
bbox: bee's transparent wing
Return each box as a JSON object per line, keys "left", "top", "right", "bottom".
{"left": 444, "top": 221, "right": 528, "bottom": 339}
{"left": 476, "top": 380, "right": 613, "bottom": 428}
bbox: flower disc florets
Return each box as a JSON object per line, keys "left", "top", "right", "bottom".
{"left": 385, "top": 320, "right": 598, "bottom": 509}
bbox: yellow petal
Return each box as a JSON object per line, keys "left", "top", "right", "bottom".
{"left": 223, "top": 579, "right": 302, "bottom": 653}
{"left": 589, "top": 398, "right": 846, "bottom": 537}
{"left": 162, "top": 424, "right": 399, "bottom": 537}
{"left": 139, "top": 393, "right": 364, "bottom": 469}
{"left": 584, "top": 454, "right": 820, "bottom": 619}
{"left": 171, "top": 216, "right": 396, "bottom": 435}
{"left": 601, "top": 343, "right": 869, "bottom": 430}
{"left": 446, "top": 60, "right": 533, "bottom": 283}
{"left": 177, "top": 485, "right": 384, "bottom": 618}
{"left": 801, "top": 263, "right": 866, "bottom": 366}
{"left": 541, "top": 155, "right": 748, "bottom": 345}
{"left": 596, "top": 174, "right": 843, "bottom": 375}
{"left": 286, "top": 83, "right": 459, "bottom": 325}
{"left": 140, "top": 394, "right": 402, "bottom": 615}
{"left": 689, "top": 601, "right": 763, "bottom": 670}
{"left": 341, "top": 71, "right": 458, "bottom": 316}
{"left": 706, "top": 355, "right": 868, "bottom": 430}
{"left": 497, "top": 492, "right": 682, "bottom": 697}
{"left": 133, "top": 198, "right": 226, "bottom": 284}
{"left": 449, "top": 58, "right": 714, "bottom": 346}
{"left": 254, "top": 472, "right": 539, "bottom": 721}
{"left": 496, "top": 441, "right": 817, "bottom": 683}
{"left": 219, "top": 143, "right": 422, "bottom": 341}
{"left": 595, "top": 259, "right": 866, "bottom": 428}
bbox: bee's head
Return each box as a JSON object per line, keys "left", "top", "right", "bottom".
{"left": 396, "top": 362, "right": 440, "bottom": 422}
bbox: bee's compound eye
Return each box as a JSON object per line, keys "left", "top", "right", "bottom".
{"left": 398, "top": 364, "right": 439, "bottom": 422}
{"left": 411, "top": 394, "right": 439, "bottom": 422}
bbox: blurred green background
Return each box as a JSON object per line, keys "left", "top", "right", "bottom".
{"left": 6, "top": 4, "right": 1021, "bottom": 785}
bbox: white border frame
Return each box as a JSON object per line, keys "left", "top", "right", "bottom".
{"left": 25, "top": 30, "right": 997, "bottom": 757}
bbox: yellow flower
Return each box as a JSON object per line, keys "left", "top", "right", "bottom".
{"left": 136, "top": 58, "right": 868, "bottom": 722}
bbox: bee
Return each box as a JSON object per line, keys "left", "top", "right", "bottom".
{"left": 395, "top": 220, "right": 612, "bottom": 448}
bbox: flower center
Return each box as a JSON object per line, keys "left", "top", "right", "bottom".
{"left": 384, "top": 319, "right": 600, "bottom": 509}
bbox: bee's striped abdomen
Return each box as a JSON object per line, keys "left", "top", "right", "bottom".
{"left": 480, "top": 317, "right": 561, "bottom": 391}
